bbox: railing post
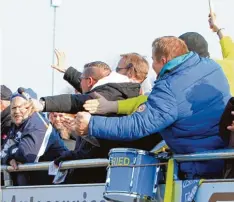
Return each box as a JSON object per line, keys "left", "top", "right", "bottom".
{"left": 3, "top": 170, "right": 13, "bottom": 186}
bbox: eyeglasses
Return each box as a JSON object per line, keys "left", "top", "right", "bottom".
{"left": 80, "top": 75, "right": 89, "bottom": 80}
{"left": 116, "top": 63, "right": 133, "bottom": 72}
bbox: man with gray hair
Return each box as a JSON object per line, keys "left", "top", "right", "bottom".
{"left": 1, "top": 88, "right": 67, "bottom": 185}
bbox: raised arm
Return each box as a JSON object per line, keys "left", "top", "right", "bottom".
{"left": 209, "top": 13, "right": 234, "bottom": 59}
{"left": 51, "top": 49, "right": 82, "bottom": 92}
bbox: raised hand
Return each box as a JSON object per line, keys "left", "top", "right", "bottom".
{"left": 51, "top": 49, "right": 67, "bottom": 73}
{"left": 208, "top": 12, "right": 223, "bottom": 33}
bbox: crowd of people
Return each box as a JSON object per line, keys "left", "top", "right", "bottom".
{"left": 1, "top": 13, "right": 234, "bottom": 185}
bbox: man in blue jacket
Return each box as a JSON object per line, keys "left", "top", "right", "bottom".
{"left": 75, "top": 36, "right": 231, "bottom": 179}
{"left": 1, "top": 88, "right": 68, "bottom": 185}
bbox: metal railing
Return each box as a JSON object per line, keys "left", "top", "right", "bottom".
{"left": 1, "top": 149, "right": 234, "bottom": 186}
{"left": 173, "top": 149, "right": 234, "bottom": 162}
{"left": 1, "top": 159, "right": 109, "bottom": 186}
{"left": 1, "top": 158, "right": 109, "bottom": 172}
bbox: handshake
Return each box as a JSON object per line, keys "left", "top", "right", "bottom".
{"left": 24, "top": 99, "right": 92, "bottom": 136}
{"left": 25, "top": 92, "right": 117, "bottom": 136}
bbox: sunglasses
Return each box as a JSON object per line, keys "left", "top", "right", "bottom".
{"left": 116, "top": 63, "right": 133, "bottom": 72}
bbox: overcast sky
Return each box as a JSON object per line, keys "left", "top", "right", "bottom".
{"left": 1, "top": 0, "right": 234, "bottom": 98}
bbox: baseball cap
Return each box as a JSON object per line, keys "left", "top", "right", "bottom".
{"left": 1, "top": 85, "right": 12, "bottom": 101}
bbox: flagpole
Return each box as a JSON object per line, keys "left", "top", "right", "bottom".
{"left": 208, "top": 0, "right": 214, "bottom": 14}
{"left": 52, "top": 7, "right": 56, "bottom": 95}
{"left": 51, "top": 0, "right": 62, "bottom": 95}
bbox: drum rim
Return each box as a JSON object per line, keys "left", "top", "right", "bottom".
{"left": 109, "top": 148, "right": 156, "bottom": 156}
{"left": 103, "top": 191, "right": 156, "bottom": 201}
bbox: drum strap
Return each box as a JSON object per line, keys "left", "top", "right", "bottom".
{"left": 164, "top": 159, "right": 175, "bottom": 202}
{"left": 164, "top": 159, "right": 205, "bottom": 202}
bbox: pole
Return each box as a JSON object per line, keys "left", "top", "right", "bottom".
{"left": 51, "top": 0, "right": 62, "bottom": 95}
{"left": 51, "top": 6, "right": 57, "bottom": 95}
{"left": 208, "top": 0, "right": 214, "bottom": 14}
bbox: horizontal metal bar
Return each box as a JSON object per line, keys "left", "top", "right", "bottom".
{"left": 173, "top": 149, "right": 234, "bottom": 162}
{"left": 1, "top": 158, "right": 109, "bottom": 172}
{"left": 2, "top": 149, "right": 234, "bottom": 173}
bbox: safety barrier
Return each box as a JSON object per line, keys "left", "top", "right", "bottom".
{"left": 1, "top": 149, "right": 234, "bottom": 186}
{"left": 1, "top": 159, "right": 109, "bottom": 186}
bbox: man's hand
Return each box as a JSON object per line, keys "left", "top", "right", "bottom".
{"left": 9, "top": 159, "right": 18, "bottom": 170}
{"left": 51, "top": 49, "right": 67, "bottom": 73}
{"left": 227, "top": 111, "right": 234, "bottom": 132}
{"left": 62, "top": 116, "right": 77, "bottom": 134}
{"left": 24, "top": 99, "right": 44, "bottom": 115}
{"left": 75, "top": 112, "right": 91, "bottom": 136}
{"left": 83, "top": 92, "right": 118, "bottom": 114}
{"left": 83, "top": 98, "right": 100, "bottom": 114}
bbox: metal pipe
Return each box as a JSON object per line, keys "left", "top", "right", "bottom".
{"left": 173, "top": 149, "right": 234, "bottom": 162}
{"left": 1, "top": 159, "right": 109, "bottom": 172}
{"left": 51, "top": 6, "right": 56, "bottom": 95}
{"left": 2, "top": 149, "right": 234, "bottom": 173}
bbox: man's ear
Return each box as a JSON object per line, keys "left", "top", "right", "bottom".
{"left": 89, "top": 77, "right": 97, "bottom": 87}
{"left": 0, "top": 100, "right": 3, "bottom": 111}
{"left": 0, "top": 100, "right": 7, "bottom": 111}
{"left": 161, "top": 57, "right": 168, "bottom": 65}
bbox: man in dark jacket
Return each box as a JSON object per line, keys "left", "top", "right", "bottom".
{"left": 1, "top": 88, "right": 68, "bottom": 185}
{"left": 37, "top": 61, "right": 140, "bottom": 113}
{"left": 30, "top": 61, "right": 161, "bottom": 183}
{"left": 1, "top": 85, "right": 12, "bottom": 146}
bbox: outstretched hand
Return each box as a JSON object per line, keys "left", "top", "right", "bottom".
{"left": 62, "top": 116, "right": 77, "bottom": 134}
{"left": 51, "top": 49, "right": 67, "bottom": 73}
{"left": 75, "top": 112, "right": 91, "bottom": 136}
{"left": 83, "top": 92, "right": 104, "bottom": 114}
{"left": 83, "top": 92, "right": 118, "bottom": 114}
{"left": 23, "top": 99, "right": 44, "bottom": 116}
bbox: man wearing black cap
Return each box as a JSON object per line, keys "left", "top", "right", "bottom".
{"left": 1, "top": 85, "right": 12, "bottom": 145}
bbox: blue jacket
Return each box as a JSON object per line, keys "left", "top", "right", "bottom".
{"left": 1, "top": 112, "right": 68, "bottom": 164}
{"left": 89, "top": 52, "right": 231, "bottom": 178}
